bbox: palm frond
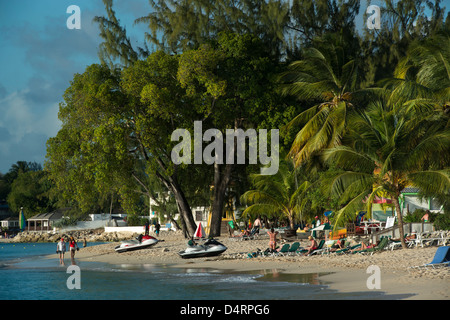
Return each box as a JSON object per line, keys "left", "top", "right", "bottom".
{"left": 407, "top": 169, "right": 450, "bottom": 197}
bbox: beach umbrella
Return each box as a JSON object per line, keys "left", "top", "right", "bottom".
{"left": 310, "top": 224, "right": 326, "bottom": 231}
{"left": 194, "top": 222, "right": 206, "bottom": 238}
{"left": 310, "top": 223, "right": 332, "bottom": 238}
{"left": 19, "top": 208, "right": 26, "bottom": 232}
{"left": 324, "top": 211, "right": 333, "bottom": 217}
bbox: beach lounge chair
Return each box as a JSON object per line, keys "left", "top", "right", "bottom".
{"left": 413, "top": 232, "right": 443, "bottom": 248}
{"left": 296, "top": 240, "right": 325, "bottom": 256}
{"left": 357, "top": 237, "right": 389, "bottom": 255}
{"left": 274, "top": 243, "right": 290, "bottom": 256}
{"left": 309, "top": 240, "right": 328, "bottom": 255}
{"left": 333, "top": 243, "right": 361, "bottom": 255}
{"left": 287, "top": 242, "right": 300, "bottom": 256}
{"left": 410, "top": 246, "right": 450, "bottom": 269}
{"left": 236, "top": 227, "right": 256, "bottom": 241}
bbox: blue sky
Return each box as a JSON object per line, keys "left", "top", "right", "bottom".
{"left": 0, "top": 0, "right": 149, "bottom": 173}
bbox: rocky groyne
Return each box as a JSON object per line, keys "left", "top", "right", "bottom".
{"left": 9, "top": 228, "right": 139, "bottom": 243}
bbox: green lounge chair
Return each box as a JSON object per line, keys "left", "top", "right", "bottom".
{"left": 287, "top": 242, "right": 300, "bottom": 256}
{"left": 309, "top": 240, "right": 326, "bottom": 255}
{"left": 356, "top": 237, "right": 389, "bottom": 255}
{"left": 274, "top": 243, "right": 290, "bottom": 256}
{"left": 334, "top": 243, "right": 361, "bottom": 254}
{"left": 297, "top": 240, "right": 325, "bottom": 256}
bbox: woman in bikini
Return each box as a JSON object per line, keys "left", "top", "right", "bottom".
{"left": 69, "top": 236, "right": 79, "bottom": 261}
{"left": 267, "top": 228, "right": 279, "bottom": 252}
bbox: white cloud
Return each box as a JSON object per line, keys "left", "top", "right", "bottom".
{"left": 0, "top": 89, "right": 61, "bottom": 173}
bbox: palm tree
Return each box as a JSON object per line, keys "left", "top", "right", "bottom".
{"left": 382, "top": 33, "right": 450, "bottom": 118}
{"left": 240, "top": 160, "right": 311, "bottom": 229}
{"left": 322, "top": 101, "right": 450, "bottom": 248}
{"left": 279, "top": 39, "right": 369, "bottom": 167}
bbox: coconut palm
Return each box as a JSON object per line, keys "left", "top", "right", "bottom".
{"left": 279, "top": 39, "right": 370, "bottom": 167}
{"left": 382, "top": 33, "right": 450, "bottom": 116}
{"left": 322, "top": 101, "right": 450, "bottom": 248}
{"left": 240, "top": 159, "right": 311, "bottom": 230}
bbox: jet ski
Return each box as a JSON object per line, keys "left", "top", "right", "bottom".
{"left": 115, "top": 234, "right": 159, "bottom": 253}
{"left": 178, "top": 238, "right": 227, "bottom": 259}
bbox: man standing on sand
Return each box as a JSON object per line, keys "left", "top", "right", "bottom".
{"left": 253, "top": 216, "right": 262, "bottom": 234}
{"left": 145, "top": 220, "right": 150, "bottom": 236}
{"left": 56, "top": 238, "right": 66, "bottom": 265}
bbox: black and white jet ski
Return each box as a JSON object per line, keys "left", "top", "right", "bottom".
{"left": 115, "top": 234, "right": 159, "bottom": 253}
{"left": 178, "top": 238, "right": 227, "bottom": 259}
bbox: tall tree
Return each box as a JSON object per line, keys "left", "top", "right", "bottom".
{"left": 240, "top": 159, "right": 311, "bottom": 229}
{"left": 94, "top": 0, "right": 140, "bottom": 68}
{"left": 287, "top": 0, "right": 360, "bottom": 48}
{"left": 136, "top": 0, "right": 289, "bottom": 54}
{"left": 177, "top": 33, "right": 282, "bottom": 236}
{"left": 361, "top": 0, "right": 449, "bottom": 86}
{"left": 322, "top": 101, "right": 450, "bottom": 248}
{"left": 7, "top": 170, "right": 54, "bottom": 217}
{"left": 46, "top": 54, "right": 203, "bottom": 237}
{"left": 280, "top": 35, "right": 369, "bottom": 167}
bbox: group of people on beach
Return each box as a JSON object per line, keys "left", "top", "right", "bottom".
{"left": 56, "top": 236, "right": 81, "bottom": 265}
{"left": 267, "top": 228, "right": 319, "bottom": 255}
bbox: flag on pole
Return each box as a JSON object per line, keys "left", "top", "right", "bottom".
{"left": 194, "top": 222, "right": 206, "bottom": 238}
{"left": 19, "top": 208, "right": 26, "bottom": 232}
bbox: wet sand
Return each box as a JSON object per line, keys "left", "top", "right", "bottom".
{"left": 48, "top": 231, "right": 449, "bottom": 300}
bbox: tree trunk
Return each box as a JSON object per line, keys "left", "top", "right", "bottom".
{"left": 209, "top": 162, "right": 233, "bottom": 237}
{"left": 392, "top": 196, "right": 407, "bottom": 249}
{"left": 133, "top": 170, "right": 197, "bottom": 238}
{"left": 154, "top": 171, "right": 197, "bottom": 238}
{"left": 288, "top": 212, "right": 295, "bottom": 230}
{"left": 209, "top": 118, "right": 242, "bottom": 237}
{"left": 168, "top": 179, "right": 197, "bottom": 238}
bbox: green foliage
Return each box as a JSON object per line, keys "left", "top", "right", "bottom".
{"left": 433, "top": 211, "right": 450, "bottom": 230}
{"left": 403, "top": 208, "right": 450, "bottom": 231}
{"left": 125, "top": 214, "right": 148, "bottom": 227}
{"left": 6, "top": 169, "right": 55, "bottom": 217}
{"left": 240, "top": 158, "right": 313, "bottom": 229}
{"left": 38, "top": 0, "right": 450, "bottom": 240}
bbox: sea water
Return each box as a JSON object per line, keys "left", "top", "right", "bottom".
{"left": 0, "top": 242, "right": 407, "bottom": 301}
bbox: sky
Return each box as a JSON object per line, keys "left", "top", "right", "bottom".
{"left": 0, "top": 0, "right": 149, "bottom": 174}
{"left": 0, "top": 0, "right": 448, "bottom": 174}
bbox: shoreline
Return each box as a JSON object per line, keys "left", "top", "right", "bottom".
{"left": 43, "top": 232, "right": 449, "bottom": 300}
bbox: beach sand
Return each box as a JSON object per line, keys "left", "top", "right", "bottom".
{"left": 50, "top": 231, "right": 449, "bottom": 300}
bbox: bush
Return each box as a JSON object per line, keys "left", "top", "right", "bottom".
{"left": 126, "top": 214, "right": 148, "bottom": 226}
{"left": 433, "top": 211, "right": 450, "bottom": 230}
{"left": 403, "top": 209, "right": 427, "bottom": 223}
{"left": 403, "top": 208, "right": 450, "bottom": 230}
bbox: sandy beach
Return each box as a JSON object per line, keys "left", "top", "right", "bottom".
{"left": 47, "top": 230, "right": 450, "bottom": 300}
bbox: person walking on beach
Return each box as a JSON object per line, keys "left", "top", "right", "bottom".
{"left": 56, "top": 238, "right": 66, "bottom": 265}
{"left": 145, "top": 220, "right": 150, "bottom": 236}
{"left": 69, "top": 236, "right": 79, "bottom": 261}
{"left": 267, "top": 228, "right": 279, "bottom": 252}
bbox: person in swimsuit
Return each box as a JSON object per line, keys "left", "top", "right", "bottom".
{"left": 69, "top": 236, "right": 79, "bottom": 261}
{"left": 303, "top": 236, "right": 318, "bottom": 255}
{"left": 267, "top": 228, "right": 279, "bottom": 252}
